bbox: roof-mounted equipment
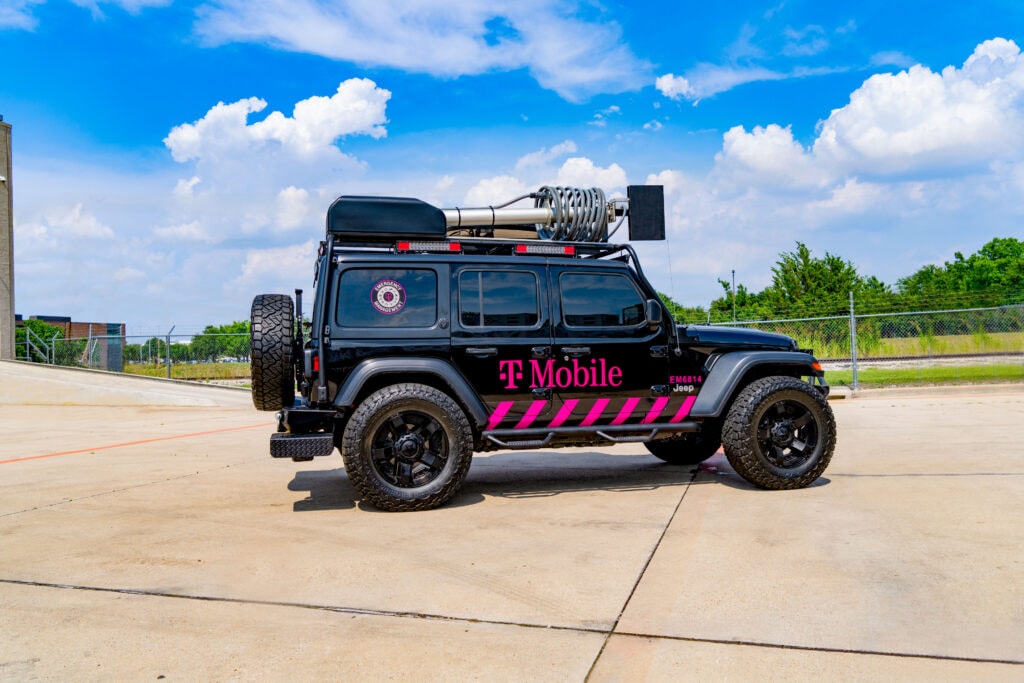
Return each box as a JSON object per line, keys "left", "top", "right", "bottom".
{"left": 326, "top": 185, "right": 665, "bottom": 243}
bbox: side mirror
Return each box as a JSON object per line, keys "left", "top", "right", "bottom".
{"left": 646, "top": 298, "right": 663, "bottom": 329}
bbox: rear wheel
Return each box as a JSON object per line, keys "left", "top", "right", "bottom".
{"left": 250, "top": 294, "right": 295, "bottom": 411}
{"left": 645, "top": 420, "right": 722, "bottom": 465}
{"left": 721, "top": 376, "right": 835, "bottom": 489}
{"left": 342, "top": 383, "right": 473, "bottom": 512}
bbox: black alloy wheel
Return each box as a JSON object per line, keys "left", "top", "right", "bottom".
{"left": 371, "top": 410, "right": 450, "bottom": 488}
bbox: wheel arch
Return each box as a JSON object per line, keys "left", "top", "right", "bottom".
{"left": 691, "top": 351, "right": 823, "bottom": 419}
{"left": 333, "top": 358, "right": 490, "bottom": 429}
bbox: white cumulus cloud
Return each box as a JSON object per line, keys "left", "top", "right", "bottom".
{"left": 275, "top": 186, "right": 310, "bottom": 230}
{"left": 814, "top": 38, "right": 1024, "bottom": 174}
{"left": 655, "top": 73, "right": 695, "bottom": 100}
{"left": 715, "top": 124, "right": 824, "bottom": 188}
{"left": 554, "top": 157, "right": 627, "bottom": 191}
{"left": 164, "top": 78, "right": 389, "bottom": 163}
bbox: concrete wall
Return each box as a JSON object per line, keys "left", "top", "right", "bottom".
{"left": 0, "top": 121, "right": 13, "bottom": 360}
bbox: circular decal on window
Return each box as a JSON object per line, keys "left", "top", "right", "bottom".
{"left": 371, "top": 279, "right": 406, "bottom": 315}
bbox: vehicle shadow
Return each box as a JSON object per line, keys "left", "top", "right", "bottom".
{"left": 288, "top": 468, "right": 358, "bottom": 512}
{"left": 285, "top": 450, "right": 828, "bottom": 512}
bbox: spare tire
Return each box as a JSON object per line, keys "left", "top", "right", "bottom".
{"left": 250, "top": 293, "right": 295, "bottom": 411}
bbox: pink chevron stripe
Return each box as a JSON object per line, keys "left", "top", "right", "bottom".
{"left": 548, "top": 399, "right": 578, "bottom": 428}
{"left": 580, "top": 398, "right": 609, "bottom": 426}
{"left": 669, "top": 395, "right": 697, "bottom": 422}
{"left": 515, "top": 400, "right": 549, "bottom": 430}
{"left": 641, "top": 396, "right": 671, "bottom": 424}
{"left": 486, "top": 401, "right": 514, "bottom": 430}
{"left": 611, "top": 397, "right": 642, "bottom": 425}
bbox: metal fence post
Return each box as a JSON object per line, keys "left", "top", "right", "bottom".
{"left": 849, "top": 291, "right": 859, "bottom": 391}
{"left": 166, "top": 325, "right": 175, "bottom": 379}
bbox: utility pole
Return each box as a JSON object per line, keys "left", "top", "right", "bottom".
{"left": 731, "top": 269, "right": 736, "bottom": 322}
{"left": 0, "top": 116, "right": 14, "bottom": 360}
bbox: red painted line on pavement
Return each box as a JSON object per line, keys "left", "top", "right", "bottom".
{"left": 0, "top": 422, "right": 272, "bottom": 465}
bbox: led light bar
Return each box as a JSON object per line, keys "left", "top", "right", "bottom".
{"left": 514, "top": 244, "right": 576, "bottom": 256}
{"left": 396, "top": 241, "right": 462, "bottom": 253}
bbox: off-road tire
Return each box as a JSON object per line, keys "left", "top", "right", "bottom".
{"left": 250, "top": 294, "right": 295, "bottom": 411}
{"left": 341, "top": 383, "right": 473, "bottom": 512}
{"left": 645, "top": 420, "right": 722, "bottom": 465}
{"left": 721, "top": 376, "right": 835, "bottom": 489}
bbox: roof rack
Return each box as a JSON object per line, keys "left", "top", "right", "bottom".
{"left": 330, "top": 235, "right": 632, "bottom": 260}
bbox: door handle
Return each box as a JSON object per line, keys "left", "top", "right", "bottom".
{"left": 531, "top": 346, "right": 550, "bottom": 359}
{"left": 466, "top": 346, "right": 498, "bottom": 357}
{"left": 561, "top": 346, "right": 591, "bottom": 357}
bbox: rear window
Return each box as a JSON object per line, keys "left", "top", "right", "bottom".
{"left": 337, "top": 268, "right": 438, "bottom": 328}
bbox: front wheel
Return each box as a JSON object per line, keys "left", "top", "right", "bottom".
{"left": 721, "top": 376, "right": 835, "bottom": 489}
{"left": 341, "top": 384, "right": 473, "bottom": 511}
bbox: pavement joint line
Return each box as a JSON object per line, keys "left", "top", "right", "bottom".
{"left": 606, "top": 630, "right": 1024, "bottom": 667}
{"left": 0, "top": 422, "right": 273, "bottom": 465}
{"left": 831, "top": 472, "right": 1024, "bottom": 478}
{"left": 3, "top": 578, "right": 1019, "bottom": 668}
{"left": 584, "top": 464, "right": 701, "bottom": 681}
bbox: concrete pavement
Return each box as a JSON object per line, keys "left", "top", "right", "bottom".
{"left": 1, "top": 361, "right": 1022, "bottom": 681}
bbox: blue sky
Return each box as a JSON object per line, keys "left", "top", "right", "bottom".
{"left": 3, "top": 0, "right": 1023, "bottom": 334}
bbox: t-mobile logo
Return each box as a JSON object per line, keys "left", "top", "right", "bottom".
{"left": 498, "top": 360, "right": 524, "bottom": 389}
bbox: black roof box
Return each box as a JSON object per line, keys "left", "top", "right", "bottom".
{"left": 326, "top": 196, "right": 446, "bottom": 240}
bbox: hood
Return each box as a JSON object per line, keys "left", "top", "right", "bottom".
{"left": 678, "top": 324, "right": 796, "bottom": 351}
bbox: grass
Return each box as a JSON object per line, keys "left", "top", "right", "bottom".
{"left": 863, "top": 331, "right": 1024, "bottom": 357}
{"left": 123, "top": 361, "right": 249, "bottom": 381}
{"left": 827, "top": 363, "right": 1024, "bottom": 388}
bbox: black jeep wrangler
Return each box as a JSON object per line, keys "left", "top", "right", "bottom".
{"left": 250, "top": 186, "right": 835, "bottom": 511}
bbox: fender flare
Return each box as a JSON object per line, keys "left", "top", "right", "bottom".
{"left": 333, "top": 357, "right": 490, "bottom": 427}
{"left": 691, "top": 351, "right": 821, "bottom": 418}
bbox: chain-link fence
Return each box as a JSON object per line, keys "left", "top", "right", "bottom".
{"left": 711, "top": 303, "right": 1024, "bottom": 388}
{"left": 17, "top": 302, "right": 1024, "bottom": 389}
{"left": 31, "top": 333, "right": 253, "bottom": 383}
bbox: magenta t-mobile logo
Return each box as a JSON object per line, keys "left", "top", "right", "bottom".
{"left": 498, "top": 358, "right": 623, "bottom": 390}
{"left": 498, "top": 360, "right": 524, "bottom": 389}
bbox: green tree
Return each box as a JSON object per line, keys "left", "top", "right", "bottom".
{"left": 708, "top": 242, "right": 897, "bottom": 320}
{"left": 658, "top": 292, "right": 708, "bottom": 324}
{"left": 708, "top": 280, "right": 775, "bottom": 322}
{"left": 764, "top": 242, "right": 861, "bottom": 316}
{"left": 897, "top": 237, "right": 1024, "bottom": 308}
{"left": 191, "top": 320, "right": 251, "bottom": 361}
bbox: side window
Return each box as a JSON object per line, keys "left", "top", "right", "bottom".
{"left": 337, "top": 268, "right": 438, "bottom": 328}
{"left": 459, "top": 270, "right": 539, "bottom": 327}
{"left": 560, "top": 272, "right": 644, "bottom": 327}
